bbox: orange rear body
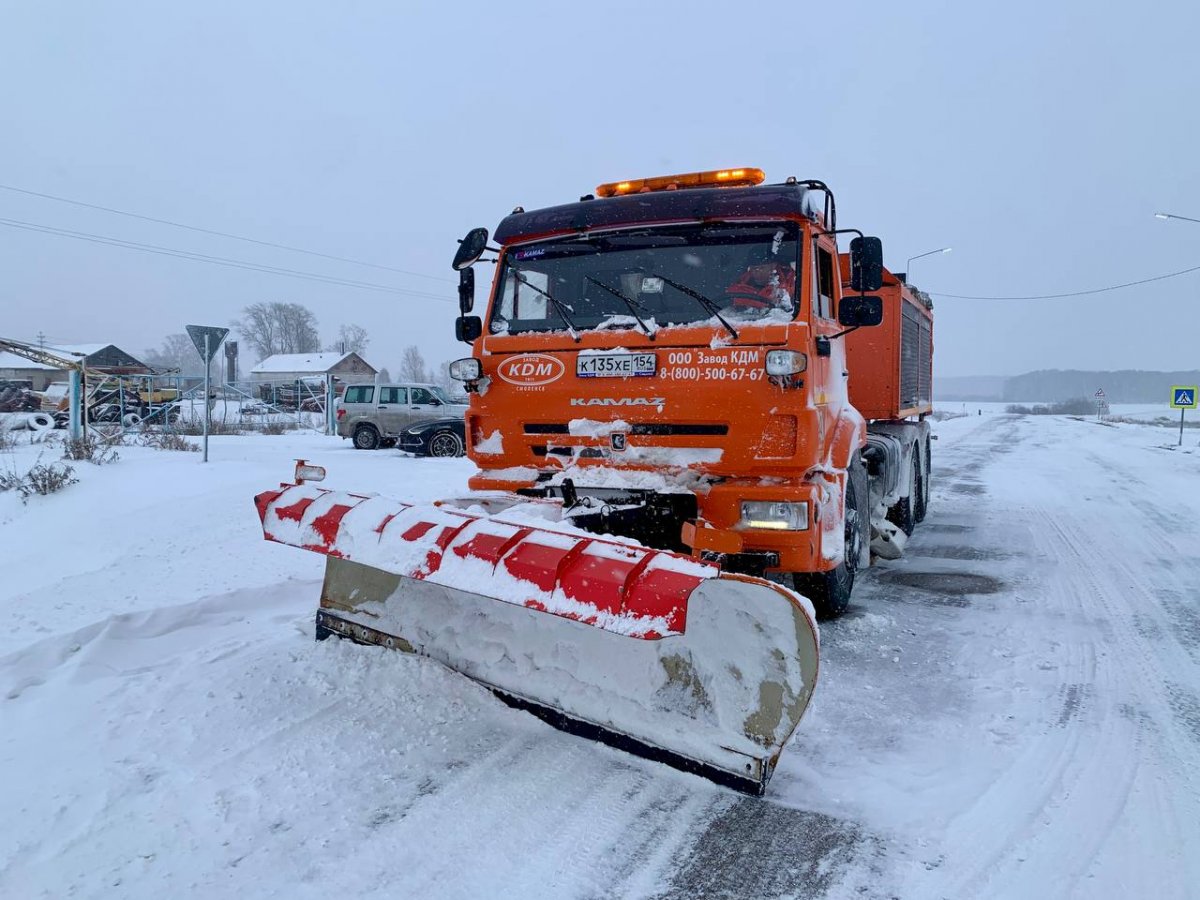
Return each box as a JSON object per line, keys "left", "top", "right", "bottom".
{"left": 840, "top": 259, "right": 934, "bottom": 421}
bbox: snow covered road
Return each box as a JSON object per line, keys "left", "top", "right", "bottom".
{"left": 2, "top": 415, "right": 1199, "bottom": 898}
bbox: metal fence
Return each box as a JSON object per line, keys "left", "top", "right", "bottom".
{"left": 28, "top": 373, "right": 338, "bottom": 437}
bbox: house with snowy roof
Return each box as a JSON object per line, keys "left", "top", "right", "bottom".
{"left": 248, "top": 351, "right": 377, "bottom": 384}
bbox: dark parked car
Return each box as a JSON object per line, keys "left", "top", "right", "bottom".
{"left": 397, "top": 417, "right": 466, "bottom": 457}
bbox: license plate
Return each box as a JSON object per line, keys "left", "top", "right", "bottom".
{"left": 576, "top": 352, "right": 657, "bottom": 378}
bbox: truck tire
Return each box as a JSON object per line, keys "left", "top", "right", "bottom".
{"left": 794, "top": 456, "right": 865, "bottom": 619}
{"left": 915, "top": 438, "right": 931, "bottom": 523}
{"left": 353, "top": 424, "right": 381, "bottom": 450}
{"left": 888, "top": 454, "right": 919, "bottom": 537}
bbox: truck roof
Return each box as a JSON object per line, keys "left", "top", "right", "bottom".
{"left": 494, "top": 182, "right": 824, "bottom": 245}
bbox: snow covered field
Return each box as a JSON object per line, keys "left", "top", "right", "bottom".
{"left": 2, "top": 412, "right": 1199, "bottom": 899}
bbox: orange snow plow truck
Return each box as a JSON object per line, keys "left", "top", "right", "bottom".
{"left": 255, "top": 167, "right": 933, "bottom": 795}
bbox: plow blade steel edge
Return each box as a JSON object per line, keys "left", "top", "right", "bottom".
{"left": 257, "top": 484, "right": 819, "bottom": 794}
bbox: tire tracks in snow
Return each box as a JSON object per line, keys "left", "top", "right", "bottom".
{"left": 920, "top": 417, "right": 1200, "bottom": 898}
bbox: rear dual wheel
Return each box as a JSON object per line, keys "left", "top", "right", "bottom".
{"left": 888, "top": 453, "right": 921, "bottom": 537}
{"left": 914, "top": 439, "right": 931, "bottom": 523}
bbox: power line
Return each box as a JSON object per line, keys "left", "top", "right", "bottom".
{"left": 0, "top": 216, "right": 452, "bottom": 300}
{"left": 932, "top": 263, "right": 1200, "bottom": 300}
{"left": 0, "top": 182, "right": 454, "bottom": 284}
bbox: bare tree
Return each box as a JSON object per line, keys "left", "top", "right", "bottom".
{"left": 326, "top": 323, "right": 370, "bottom": 355}
{"left": 143, "top": 333, "right": 199, "bottom": 373}
{"left": 433, "top": 360, "right": 456, "bottom": 393}
{"left": 235, "top": 302, "right": 320, "bottom": 360}
{"left": 398, "top": 345, "right": 432, "bottom": 383}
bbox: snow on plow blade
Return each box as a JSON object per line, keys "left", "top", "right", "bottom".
{"left": 255, "top": 483, "right": 819, "bottom": 795}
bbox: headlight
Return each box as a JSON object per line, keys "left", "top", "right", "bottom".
{"left": 739, "top": 500, "right": 809, "bottom": 530}
{"left": 450, "top": 357, "right": 482, "bottom": 381}
{"left": 765, "top": 350, "right": 807, "bottom": 376}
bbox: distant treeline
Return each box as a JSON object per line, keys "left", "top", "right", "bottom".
{"left": 937, "top": 370, "right": 1200, "bottom": 403}
{"left": 1005, "top": 398, "right": 1095, "bottom": 416}
{"left": 1002, "top": 370, "right": 1200, "bottom": 403}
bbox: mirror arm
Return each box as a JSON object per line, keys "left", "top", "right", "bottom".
{"left": 828, "top": 325, "right": 862, "bottom": 341}
{"left": 824, "top": 227, "right": 864, "bottom": 250}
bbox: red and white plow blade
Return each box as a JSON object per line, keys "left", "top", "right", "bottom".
{"left": 255, "top": 484, "right": 820, "bottom": 794}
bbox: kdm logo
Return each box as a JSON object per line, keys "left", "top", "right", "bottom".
{"left": 497, "top": 354, "right": 565, "bottom": 386}
{"left": 570, "top": 397, "right": 665, "bottom": 407}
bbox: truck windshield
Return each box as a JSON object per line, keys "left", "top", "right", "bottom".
{"left": 489, "top": 223, "right": 801, "bottom": 336}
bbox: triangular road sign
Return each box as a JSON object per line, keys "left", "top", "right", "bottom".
{"left": 186, "top": 325, "right": 230, "bottom": 363}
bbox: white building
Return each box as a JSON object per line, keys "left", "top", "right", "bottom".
{"left": 248, "top": 351, "right": 377, "bottom": 384}
{"left": 0, "top": 352, "right": 60, "bottom": 391}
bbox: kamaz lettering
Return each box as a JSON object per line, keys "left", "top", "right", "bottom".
{"left": 570, "top": 397, "right": 665, "bottom": 407}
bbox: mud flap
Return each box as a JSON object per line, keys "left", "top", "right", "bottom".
{"left": 318, "top": 557, "right": 818, "bottom": 795}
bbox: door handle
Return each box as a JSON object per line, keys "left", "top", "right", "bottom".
{"left": 377, "top": 405, "right": 389, "bottom": 409}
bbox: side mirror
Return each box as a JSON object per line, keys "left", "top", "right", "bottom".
{"left": 838, "top": 294, "right": 883, "bottom": 327}
{"left": 458, "top": 267, "right": 475, "bottom": 313}
{"left": 455, "top": 315, "right": 483, "bottom": 343}
{"left": 849, "top": 236, "right": 883, "bottom": 293}
{"left": 452, "top": 227, "right": 489, "bottom": 271}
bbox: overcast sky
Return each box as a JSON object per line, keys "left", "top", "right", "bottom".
{"left": 3, "top": 1, "right": 1198, "bottom": 378}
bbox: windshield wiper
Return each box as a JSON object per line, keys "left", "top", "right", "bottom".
{"left": 584, "top": 276, "right": 655, "bottom": 338}
{"left": 647, "top": 272, "right": 738, "bottom": 339}
{"left": 507, "top": 263, "right": 580, "bottom": 341}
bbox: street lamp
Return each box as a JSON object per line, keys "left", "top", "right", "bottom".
{"left": 1156, "top": 212, "right": 1200, "bottom": 224}
{"left": 904, "top": 246, "right": 951, "bottom": 282}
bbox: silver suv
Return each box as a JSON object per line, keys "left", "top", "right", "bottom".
{"left": 335, "top": 383, "right": 468, "bottom": 450}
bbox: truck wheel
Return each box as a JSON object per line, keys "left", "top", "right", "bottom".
{"left": 916, "top": 438, "right": 932, "bottom": 522}
{"left": 913, "top": 444, "right": 928, "bottom": 523}
{"left": 353, "top": 424, "right": 381, "bottom": 450}
{"left": 428, "top": 431, "right": 463, "bottom": 458}
{"left": 794, "top": 460, "right": 863, "bottom": 620}
{"left": 913, "top": 466, "right": 927, "bottom": 523}
{"left": 888, "top": 455, "right": 919, "bottom": 537}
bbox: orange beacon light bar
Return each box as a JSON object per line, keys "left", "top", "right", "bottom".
{"left": 595, "top": 167, "right": 766, "bottom": 198}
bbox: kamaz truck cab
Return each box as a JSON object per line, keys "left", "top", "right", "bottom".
{"left": 448, "top": 167, "right": 893, "bottom": 618}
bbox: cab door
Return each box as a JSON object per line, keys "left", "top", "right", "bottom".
{"left": 811, "top": 240, "right": 846, "bottom": 452}
{"left": 376, "top": 386, "right": 408, "bottom": 435}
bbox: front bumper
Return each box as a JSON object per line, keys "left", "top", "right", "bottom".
{"left": 468, "top": 472, "right": 833, "bottom": 575}
{"left": 397, "top": 434, "right": 427, "bottom": 453}
{"left": 686, "top": 479, "right": 827, "bottom": 574}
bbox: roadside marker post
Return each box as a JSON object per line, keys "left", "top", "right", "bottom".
{"left": 186, "top": 325, "right": 230, "bottom": 462}
{"left": 1170, "top": 385, "right": 1198, "bottom": 446}
{"left": 1094, "top": 387, "right": 1105, "bottom": 420}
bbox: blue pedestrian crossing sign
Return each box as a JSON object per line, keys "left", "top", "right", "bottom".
{"left": 1171, "top": 386, "right": 1198, "bottom": 409}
